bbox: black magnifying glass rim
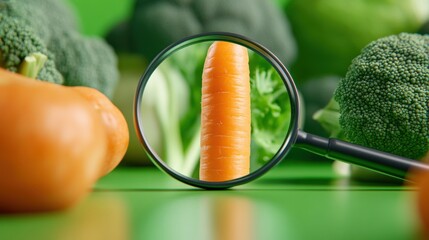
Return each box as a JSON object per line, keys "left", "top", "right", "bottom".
{"left": 134, "top": 32, "right": 301, "bottom": 189}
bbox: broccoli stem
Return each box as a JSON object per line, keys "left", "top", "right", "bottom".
{"left": 313, "top": 98, "right": 344, "bottom": 138}
{"left": 18, "top": 52, "right": 47, "bottom": 79}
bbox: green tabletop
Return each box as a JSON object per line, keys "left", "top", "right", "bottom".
{"left": 0, "top": 161, "right": 421, "bottom": 240}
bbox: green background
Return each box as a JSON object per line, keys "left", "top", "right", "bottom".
{"left": 67, "top": 0, "right": 133, "bottom": 36}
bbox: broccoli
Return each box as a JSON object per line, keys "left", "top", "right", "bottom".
{"left": 316, "top": 33, "right": 429, "bottom": 161}
{"left": 49, "top": 32, "right": 119, "bottom": 98}
{"left": 106, "top": 0, "right": 296, "bottom": 65}
{"left": 0, "top": 0, "right": 119, "bottom": 98}
{"left": 0, "top": 14, "right": 63, "bottom": 83}
{"left": 0, "top": 0, "right": 79, "bottom": 45}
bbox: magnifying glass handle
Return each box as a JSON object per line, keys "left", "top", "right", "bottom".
{"left": 295, "top": 130, "right": 429, "bottom": 181}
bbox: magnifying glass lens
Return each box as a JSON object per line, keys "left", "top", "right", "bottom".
{"left": 135, "top": 35, "right": 297, "bottom": 188}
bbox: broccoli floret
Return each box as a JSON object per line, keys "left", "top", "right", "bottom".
{"left": 0, "top": 0, "right": 119, "bottom": 97}
{"left": 49, "top": 32, "right": 119, "bottom": 98}
{"left": 0, "top": 14, "right": 63, "bottom": 83}
{"left": 0, "top": 0, "right": 79, "bottom": 45}
{"left": 333, "top": 33, "right": 429, "bottom": 160}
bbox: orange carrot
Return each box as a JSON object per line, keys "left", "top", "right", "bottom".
{"left": 199, "top": 41, "right": 251, "bottom": 182}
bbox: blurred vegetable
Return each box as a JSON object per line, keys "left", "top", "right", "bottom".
{"left": 286, "top": 0, "right": 429, "bottom": 81}
{"left": 250, "top": 60, "right": 291, "bottom": 163}
{"left": 2, "top": 0, "right": 79, "bottom": 44}
{"left": 420, "top": 20, "right": 429, "bottom": 34}
{"left": 315, "top": 33, "right": 429, "bottom": 182}
{"left": 0, "top": 0, "right": 119, "bottom": 97}
{"left": 415, "top": 167, "right": 429, "bottom": 238}
{"left": 139, "top": 43, "right": 206, "bottom": 175}
{"left": 0, "top": 52, "right": 128, "bottom": 212}
{"left": 73, "top": 87, "right": 129, "bottom": 178}
{"left": 141, "top": 61, "right": 200, "bottom": 175}
{"left": 0, "top": 66, "right": 107, "bottom": 213}
{"left": 299, "top": 76, "right": 340, "bottom": 138}
{"left": 272, "top": 0, "right": 291, "bottom": 9}
{"left": 312, "top": 98, "right": 342, "bottom": 139}
{"left": 106, "top": 0, "right": 296, "bottom": 66}
{"left": 49, "top": 31, "right": 119, "bottom": 97}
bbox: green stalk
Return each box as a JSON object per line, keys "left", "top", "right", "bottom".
{"left": 182, "top": 127, "right": 201, "bottom": 176}
{"left": 312, "top": 98, "right": 344, "bottom": 138}
{"left": 18, "top": 52, "right": 47, "bottom": 79}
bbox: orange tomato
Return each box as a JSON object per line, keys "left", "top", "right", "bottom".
{"left": 0, "top": 69, "right": 107, "bottom": 213}
{"left": 73, "top": 86, "right": 129, "bottom": 177}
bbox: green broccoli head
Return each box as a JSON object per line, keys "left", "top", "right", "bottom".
{"left": 334, "top": 33, "right": 429, "bottom": 160}
{"left": 0, "top": 0, "right": 119, "bottom": 97}
{"left": 49, "top": 32, "right": 119, "bottom": 98}
{"left": 0, "top": 0, "right": 79, "bottom": 45}
{"left": 107, "top": 0, "right": 296, "bottom": 65}
{"left": 0, "top": 14, "right": 63, "bottom": 83}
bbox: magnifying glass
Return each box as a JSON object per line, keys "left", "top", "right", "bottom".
{"left": 134, "top": 32, "right": 429, "bottom": 189}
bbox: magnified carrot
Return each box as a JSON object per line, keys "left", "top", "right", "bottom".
{"left": 200, "top": 41, "right": 251, "bottom": 182}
